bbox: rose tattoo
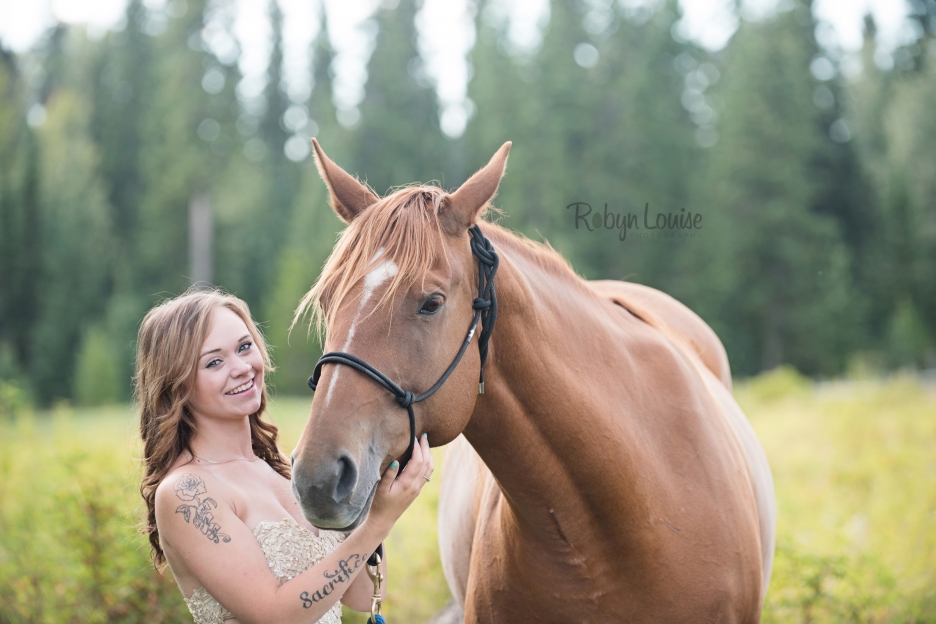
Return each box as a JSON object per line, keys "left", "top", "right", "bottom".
{"left": 173, "top": 474, "right": 231, "bottom": 544}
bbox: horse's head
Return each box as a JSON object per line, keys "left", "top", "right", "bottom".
{"left": 290, "top": 139, "right": 511, "bottom": 529}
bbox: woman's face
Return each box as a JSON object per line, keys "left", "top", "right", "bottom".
{"left": 188, "top": 306, "right": 264, "bottom": 421}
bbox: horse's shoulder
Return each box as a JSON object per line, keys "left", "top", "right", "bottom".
{"left": 587, "top": 280, "right": 732, "bottom": 390}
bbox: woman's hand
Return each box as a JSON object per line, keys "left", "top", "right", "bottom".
{"left": 365, "top": 433, "right": 434, "bottom": 536}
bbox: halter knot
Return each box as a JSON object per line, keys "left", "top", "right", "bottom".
{"left": 472, "top": 298, "right": 492, "bottom": 310}
{"left": 395, "top": 390, "right": 416, "bottom": 408}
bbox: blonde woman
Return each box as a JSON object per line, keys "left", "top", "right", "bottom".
{"left": 137, "top": 288, "right": 433, "bottom": 623}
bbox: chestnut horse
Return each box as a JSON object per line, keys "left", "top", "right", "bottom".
{"left": 290, "top": 140, "right": 776, "bottom": 623}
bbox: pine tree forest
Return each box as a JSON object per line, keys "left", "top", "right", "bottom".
{"left": 0, "top": 0, "right": 934, "bottom": 404}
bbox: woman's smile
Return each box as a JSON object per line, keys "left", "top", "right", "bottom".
{"left": 225, "top": 378, "right": 255, "bottom": 396}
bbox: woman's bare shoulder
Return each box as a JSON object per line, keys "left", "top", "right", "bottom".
{"left": 154, "top": 465, "right": 235, "bottom": 532}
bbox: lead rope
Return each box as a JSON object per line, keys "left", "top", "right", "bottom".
{"left": 308, "top": 225, "right": 499, "bottom": 624}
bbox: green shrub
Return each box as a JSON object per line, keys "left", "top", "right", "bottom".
{"left": 73, "top": 325, "right": 121, "bottom": 407}
{"left": 885, "top": 298, "right": 933, "bottom": 370}
{"left": 0, "top": 405, "right": 188, "bottom": 623}
{"left": 738, "top": 364, "right": 811, "bottom": 403}
{"left": 0, "top": 379, "right": 31, "bottom": 420}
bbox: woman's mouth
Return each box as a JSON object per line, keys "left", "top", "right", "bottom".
{"left": 226, "top": 379, "right": 255, "bottom": 396}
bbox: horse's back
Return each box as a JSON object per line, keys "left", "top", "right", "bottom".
{"left": 589, "top": 280, "right": 733, "bottom": 390}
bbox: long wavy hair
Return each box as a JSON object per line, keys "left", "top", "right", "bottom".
{"left": 135, "top": 286, "right": 290, "bottom": 570}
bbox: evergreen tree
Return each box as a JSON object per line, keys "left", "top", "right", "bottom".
{"left": 307, "top": 11, "right": 355, "bottom": 162}
{"left": 233, "top": 0, "right": 303, "bottom": 308}
{"left": 682, "top": 3, "right": 859, "bottom": 375}
{"left": 263, "top": 15, "right": 347, "bottom": 394}
{"left": 30, "top": 88, "right": 114, "bottom": 401}
{"left": 90, "top": 0, "right": 152, "bottom": 254}
{"left": 849, "top": 9, "right": 936, "bottom": 365}
{"left": 579, "top": 0, "right": 699, "bottom": 287}
{"left": 0, "top": 54, "right": 40, "bottom": 385}
{"left": 135, "top": 0, "right": 236, "bottom": 297}
{"left": 879, "top": 26, "right": 936, "bottom": 362}
{"left": 467, "top": 0, "right": 699, "bottom": 287}
{"left": 354, "top": 0, "right": 446, "bottom": 193}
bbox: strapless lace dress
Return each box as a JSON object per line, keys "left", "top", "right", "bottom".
{"left": 184, "top": 517, "right": 345, "bottom": 624}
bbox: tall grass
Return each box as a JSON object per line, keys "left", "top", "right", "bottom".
{"left": 741, "top": 370, "right": 936, "bottom": 622}
{"left": 0, "top": 372, "right": 933, "bottom": 622}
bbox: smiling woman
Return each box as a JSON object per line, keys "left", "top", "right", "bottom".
{"left": 134, "top": 287, "right": 433, "bottom": 623}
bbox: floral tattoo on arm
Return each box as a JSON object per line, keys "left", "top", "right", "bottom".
{"left": 174, "top": 474, "right": 232, "bottom": 544}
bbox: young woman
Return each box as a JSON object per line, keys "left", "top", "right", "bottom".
{"left": 137, "top": 287, "right": 433, "bottom": 623}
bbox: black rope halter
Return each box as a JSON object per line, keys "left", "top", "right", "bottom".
{"left": 307, "top": 224, "right": 499, "bottom": 470}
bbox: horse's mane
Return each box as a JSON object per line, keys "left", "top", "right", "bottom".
{"left": 481, "top": 223, "right": 582, "bottom": 282}
{"left": 292, "top": 184, "right": 583, "bottom": 337}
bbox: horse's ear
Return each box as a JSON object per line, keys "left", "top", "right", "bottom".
{"left": 311, "top": 139, "right": 379, "bottom": 223}
{"left": 441, "top": 141, "right": 511, "bottom": 235}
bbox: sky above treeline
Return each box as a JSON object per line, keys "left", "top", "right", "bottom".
{"left": 0, "top": 0, "right": 916, "bottom": 139}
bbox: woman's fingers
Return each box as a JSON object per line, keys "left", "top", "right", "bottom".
{"left": 384, "top": 434, "right": 434, "bottom": 497}
{"left": 405, "top": 437, "right": 425, "bottom": 488}
{"left": 379, "top": 460, "right": 400, "bottom": 493}
{"left": 409, "top": 435, "right": 423, "bottom": 468}
{"left": 420, "top": 434, "right": 434, "bottom": 482}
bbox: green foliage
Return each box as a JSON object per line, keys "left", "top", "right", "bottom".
{"left": 764, "top": 541, "right": 899, "bottom": 623}
{"left": 2, "top": 0, "right": 936, "bottom": 397}
{"left": 0, "top": 379, "right": 32, "bottom": 420}
{"left": 0, "top": 59, "right": 41, "bottom": 385}
{"left": 73, "top": 325, "right": 122, "bottom": 406}
{"left": 738, "top": 364, "right": 811, "bottom": 403}
{"left": 737, "top": 374, "right": 936, "bottom": 622}
{"left": 680, "top": 6, "right": 862, "bottom": 376}
{"left": 29, "top": 88, "right": 113, "bottom": 403}
{"left": 353, "top": 0, "right": 446, "bottom": 193}
{"left": 0, "top": 406, "right": 189, "bottom": 623}
{"left": 263, "top": 247, "right": 324, "bottom": 394}
{"left": 884, "top": 297, "right": 933, "bottom": 369}
{"left": 262, "top": 170, "right": 344, "bottom": 395}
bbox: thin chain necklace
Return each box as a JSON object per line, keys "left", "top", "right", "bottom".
{"left": 193, "top": 453, "right": 260, "bottom": 465}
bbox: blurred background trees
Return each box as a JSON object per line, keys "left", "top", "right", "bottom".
{"left": 0, "top": 0, "right": 934, "bottom": 406}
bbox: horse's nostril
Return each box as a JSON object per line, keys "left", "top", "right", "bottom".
{"left": 334, "top": 454, "right": 358, "bottom": 503}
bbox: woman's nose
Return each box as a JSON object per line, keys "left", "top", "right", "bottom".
{"left": 235, "top": 357, "right": 254, "bottom": 376}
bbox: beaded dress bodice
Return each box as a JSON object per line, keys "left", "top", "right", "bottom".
{"left": 183, "top": 517, "right": 345, "bottom": 624}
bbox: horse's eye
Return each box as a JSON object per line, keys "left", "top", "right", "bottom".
{"left": 419, "top": 295, "right": 444, "bottom": 316}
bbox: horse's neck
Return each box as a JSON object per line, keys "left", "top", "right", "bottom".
{"left": 462, "top": 241, "right": 655, "bottom": 542}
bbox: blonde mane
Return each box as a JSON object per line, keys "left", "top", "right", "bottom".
{"left": 293, "top": 185, "right": 584, "bottom": 337}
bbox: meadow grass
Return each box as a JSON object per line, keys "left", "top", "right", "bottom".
{"left": 0, "top": 371, "right": 933, "bottom": 622}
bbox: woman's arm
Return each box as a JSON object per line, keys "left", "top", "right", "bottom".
{"left": 156, "top": 437, "right": 432, "bottom": 624}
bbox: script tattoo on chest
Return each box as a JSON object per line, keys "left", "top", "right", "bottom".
{"left": 299, "top": 553, "right": 367, "bottom": 608}
{"left": 173, "top": 473, "right": 232, "bottom": 544}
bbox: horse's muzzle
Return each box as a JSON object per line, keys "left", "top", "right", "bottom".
{"left": 291, "top": 450, "right": 377, "bottom": 530}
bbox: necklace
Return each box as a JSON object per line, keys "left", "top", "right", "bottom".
{"left": 193, "top": 453, "right": 261, "bottom": 465}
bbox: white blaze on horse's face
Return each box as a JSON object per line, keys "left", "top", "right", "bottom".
{"left": 323, "top": 248, "right": 399, "bottom": 407}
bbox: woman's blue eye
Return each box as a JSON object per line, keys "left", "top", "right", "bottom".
{"left": 239, "top": 341, "right": 252, "bottom": 352}
{"left": 207, "top": 358, "right": 221, "bottom": 368}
